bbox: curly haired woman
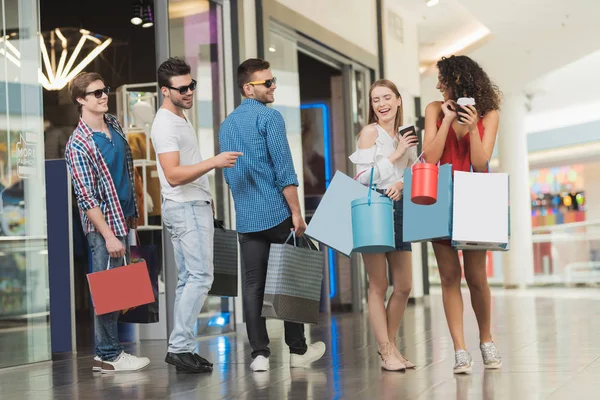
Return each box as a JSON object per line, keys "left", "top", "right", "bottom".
{"left": 423, "top": 55, "right": 502, "bottom": 374}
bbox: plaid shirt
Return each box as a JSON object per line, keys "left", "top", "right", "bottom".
{"left": 65, "top": 114, "right": 138, "bottom": 238}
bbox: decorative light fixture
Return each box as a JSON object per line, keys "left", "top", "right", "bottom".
{"left": 142, "top": 3, "right": 154, "bottom": 28}
{"left": 131, "top": 1, "right": 143, "bottom": 25}
{"left": 426, "top": 0, "right": 439, "bottom": 7}
{"left": 0, "top": 28, "right": 112, "bottom": 91}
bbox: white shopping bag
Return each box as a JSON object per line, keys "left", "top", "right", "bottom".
{"left": 451, "top": 171, "right": 510, "bottom": 251}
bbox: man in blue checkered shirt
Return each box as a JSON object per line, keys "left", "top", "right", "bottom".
{"left": 219, "top": 58, "right": 326, "bottom": 372}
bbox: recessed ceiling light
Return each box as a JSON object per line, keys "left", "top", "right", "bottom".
{"left": 426, "top": 0, "right": 439, "bottom": 7}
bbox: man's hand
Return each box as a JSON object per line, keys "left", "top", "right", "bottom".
{"left": 105, "top": 236, "right": 126, "bottom": 258}
{"left": 291, "top": 213, "right": 307, "bottom": 237}
{"left": 128, "top": 216, "right": 138, "bottom": 230}
{"left": 213, "top": 152, "right": 243, "bottom": 168}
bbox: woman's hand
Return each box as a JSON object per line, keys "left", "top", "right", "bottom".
{"left": 390, "top": 131, "right": 418, "bottom": 162}
{"left": 385, "top": 181, "right": 404, "bottom": 201}
{"left": 458, "top": 104, "right": 479, "bottom": 132}
{"left": 441, "top": 100, "right": 457, "bottom": 122}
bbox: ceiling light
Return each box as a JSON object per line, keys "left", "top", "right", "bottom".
{"left": 426, "top": 0, "right": 439, "bottom": 7}
{"left": 268, "top": 46, "right": 276, "bottom": 52}
{"left": 131, "top": 2, "right": 143, "bottom": 25}
{"left": 0, "top": 28, "right": 113, "bottom": 91}
{"left": 142, "top": 4, "right": 154, "bottom": 28}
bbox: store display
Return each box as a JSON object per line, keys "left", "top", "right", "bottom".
{"left": 116, "top": 84, "right": 162, "bottom": 230}
{"left": 530, "top": 165, "right": 586, "bottom": 227}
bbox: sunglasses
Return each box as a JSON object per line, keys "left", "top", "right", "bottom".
{"left": 166, "top": 79, "right": 197, "bottom": 95}
{"left": 246, "top": 77, "right": 277, "bottom": 88}
{"left": 85, "top": 86, "right": 111, "bottom": 99}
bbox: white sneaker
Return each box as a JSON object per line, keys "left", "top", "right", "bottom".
{"left": 250, "top": 355, "right": 269, "bottom": 372}
{"left": 93, "top": 356, "right": 102, "bottom": 372}
{"left": 290, "top": 342, "right": 326, "bottom": 368}
{"left": 101, "top": 352, "right": 150, "bottom": 373}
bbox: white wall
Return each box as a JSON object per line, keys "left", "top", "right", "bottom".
{"left": 275, "top": 0, "right": 378, "bottom": 56}
{"left": 381, "top": 1, "right": 421, "bottom": 125}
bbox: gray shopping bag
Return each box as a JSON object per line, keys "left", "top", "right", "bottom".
{"left": 209, "top": 220, "right": 239, "bottom": 297}
{"left": 261, "top": 232, "right": 324, "bottom": 324}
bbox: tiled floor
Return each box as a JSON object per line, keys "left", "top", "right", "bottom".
{"left": 1, "top": 287, "right": 600, "bottom": 399}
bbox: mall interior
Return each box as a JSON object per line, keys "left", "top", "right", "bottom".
{"left": 1, "top": 0, "right": 600, "bottom": 398}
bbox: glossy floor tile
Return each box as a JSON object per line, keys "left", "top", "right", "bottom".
{"left": 1, "top": 287, "right": 600, "bottom": 399}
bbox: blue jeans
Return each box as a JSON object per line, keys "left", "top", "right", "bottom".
{"left": 163, "top": 199, "right": 214, "bottom": 353}
{"left": 87, "top": 232, "right": 130, "bottom": 361}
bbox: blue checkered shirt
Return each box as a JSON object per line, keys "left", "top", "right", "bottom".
{"left": 219, "top": 99, "right": 298, "bottom": 233}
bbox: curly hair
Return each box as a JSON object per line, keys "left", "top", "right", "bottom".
{"left": 437, "top": 55, "right": 502, "bottom": 116}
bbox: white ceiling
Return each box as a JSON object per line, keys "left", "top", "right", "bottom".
{"left": 411, "top": 0, "right": 600, "bottom": 91}
{"left": 395, "top": 0, "right": 489, "bottom": 67}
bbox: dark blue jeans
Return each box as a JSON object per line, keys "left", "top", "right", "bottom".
{"left": 87, "top": 232, "right": 130, "bottom": 361}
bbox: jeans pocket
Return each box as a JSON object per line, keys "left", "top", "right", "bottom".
{"left": 163, "top": 200, "right": 188, "bottom": 238}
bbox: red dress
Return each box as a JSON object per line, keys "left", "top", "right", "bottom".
{"left": 437, "top": 117, "right": 485, "bottom": 173}
{"left": 435, "top": 117, "right": 485, "bottom": 246}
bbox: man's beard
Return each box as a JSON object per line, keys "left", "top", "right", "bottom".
{"left": 255, "top": 92, "right": 273, "bottom": 104}
{"left": 172, "top": 97, "right": 193, "bottom": 110}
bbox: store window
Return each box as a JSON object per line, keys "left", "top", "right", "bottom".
{"left": 0, "top": 0, "right": 51, "bottom": 368}
{"left": 167, "top": 0, "right": 234, "bottom": 335}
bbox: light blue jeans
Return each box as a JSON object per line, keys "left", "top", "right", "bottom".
{"left": 163, "top": 199, "right": 214, "bottom": 353}
{"left": 87, "top": 232, "right": 129, "bottom": 361}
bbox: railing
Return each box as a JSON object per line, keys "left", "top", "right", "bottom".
{"left": 426, "top": 220, "right": 600, "bottom": 287}
{"left": 531, "top": 219, "right": 600, "bottom": 286}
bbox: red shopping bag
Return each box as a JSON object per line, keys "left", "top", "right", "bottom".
{"left": 87, "top": 259, "right": 155, "bottom": 316}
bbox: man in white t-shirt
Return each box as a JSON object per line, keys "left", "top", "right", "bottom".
{"left": 151, "top": 57, "right": 242, "bottom": 373}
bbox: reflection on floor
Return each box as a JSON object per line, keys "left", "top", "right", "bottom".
{"left": 1, "top": 288, "right": 600, "bottom": 399}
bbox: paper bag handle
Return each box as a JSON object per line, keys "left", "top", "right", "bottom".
{"left": 106, "top": 256, "right": 128, "bottom": 271}
{"left": 284, "top": 230, "right": 318, "bottom": 251}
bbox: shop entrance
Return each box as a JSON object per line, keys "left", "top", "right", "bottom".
{"left": 266, "top": 23, "right": 373, "bottom": 312}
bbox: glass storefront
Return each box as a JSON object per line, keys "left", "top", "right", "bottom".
{"left": 0, "top": 0, "right": 51, "bottom": 368}
{"left": 167, "top": 0, "right": 235, "bottom": 335}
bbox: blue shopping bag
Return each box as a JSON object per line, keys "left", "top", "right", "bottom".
{"left": 306, "top": 171, "right": 369, "bottom": 257}
{"left": 403, "top": 163, "right": 453, "bottom": 242}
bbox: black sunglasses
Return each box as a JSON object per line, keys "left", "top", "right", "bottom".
{"left": 85, "top": 86, "right": 111, "bottom": 99}
{"left": 166, "top": 79, "right": 197, "bottom": 95}
{"left": 247, "top": 77, "right": 277, "bottom": 88}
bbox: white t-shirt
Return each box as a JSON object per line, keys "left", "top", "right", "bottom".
{"left": 151, "top": 108, "right": 212, "bottom": 202}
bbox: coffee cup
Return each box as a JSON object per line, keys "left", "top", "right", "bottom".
{"left": 456, "top": 97, "right": 475, "bottom": 124}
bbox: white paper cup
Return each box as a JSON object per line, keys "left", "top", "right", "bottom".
{"left": 457, "top": 97, "right": 476, "bottom": 124}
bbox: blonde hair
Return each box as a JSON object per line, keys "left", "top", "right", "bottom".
{"left": 367, "top": 79, "right": 404, "bottom": 134}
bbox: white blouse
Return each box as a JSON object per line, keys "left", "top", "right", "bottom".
{"left": 348, "top": 124, "right": 418, "bottom": 190}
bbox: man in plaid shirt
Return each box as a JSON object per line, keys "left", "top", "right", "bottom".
{"left": 65, "top": 72, "right": 150, "bottom": 373}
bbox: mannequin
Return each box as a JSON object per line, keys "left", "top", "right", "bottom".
{"left": 128, "top": 97, "right": 161, "bottom": 219}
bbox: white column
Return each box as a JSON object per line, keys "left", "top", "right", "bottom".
{"left": 411, "top": 245, "right": 424, "bottom": 299}
{"left": 582, "top": 162, "right": 600, "bottom": 222}
{"left": 497, "top": 93, "right": 535, "bottom": 288}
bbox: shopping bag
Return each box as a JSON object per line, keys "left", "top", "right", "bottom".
{"left": 451, "top": 170, "right": 510, "bottom": 251}
{"left": 87, "top": 256, "right": 155, "bottom": 316}
{"left": 351, "top": 167, "right": 395, "bottom": 253}
{"left": 403, "top": 164, "right": 453, "bottom": 242}
{"left": 119, "top": 242, "right": 159, "bottom": 323}
{"left": 209, "top": 220, "right": 238, "bottom": 297}
{"left": 261, "top": 232, "right": 324, "bottom": 324}
{"left": 305, "top": 171, "right": 373, "bottom": 257}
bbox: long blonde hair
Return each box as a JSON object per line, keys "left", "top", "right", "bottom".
{"left": 367, "top": 79, "right": 404, "bottom": 134}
